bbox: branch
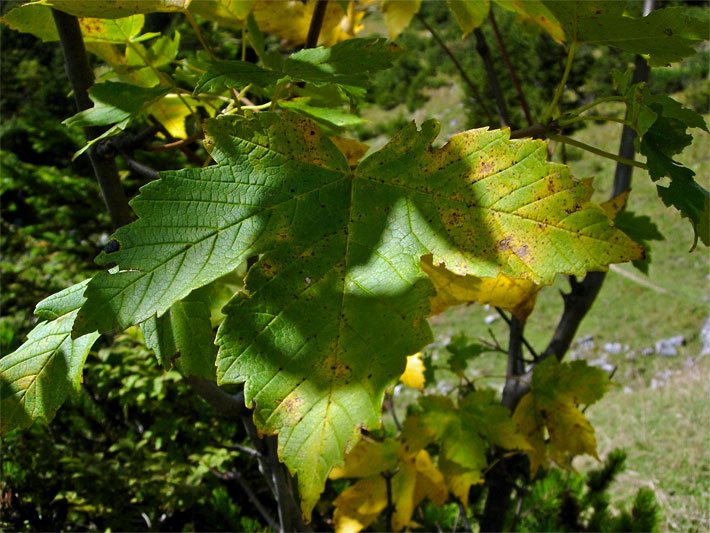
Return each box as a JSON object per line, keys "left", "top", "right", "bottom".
{"left": 52, "top": 9, "right": 133, "bottom": 229}
{"left": 416, "top": 13, "right": 495, "bottom": 125}
{"left": 547, "top": 133, "right": 648, "bottom": 170}
{"left": 212, "top": 468, "right": 280, "bottom": 531}
{"left": 306, "top": 0, "right": 329, "bottom": 48}
{"left": 183, "top": 376, "right": 250, "bottom": 417}
{"left": 473, "top": 27, "right": 511, "bottom": 127}
{"left": 488, "top": 8, "right": 533, "bottom": 126}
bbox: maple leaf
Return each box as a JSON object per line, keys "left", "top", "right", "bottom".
{"left": 542, "top": 2, "right": 709, "bottom": 66}
{"left": 421, "top": 254, "right": 540, "bottom": 321}
{"left": 71, "top": 112, "right": 640, "bottom": 517}
{"left": 513, "top": 357, "right": 610, "bottom": 474}
{"left": 331, "top": 437, "right": 447, "bottom": 532}
{"left": 0, "top": 281, "right": 99, "bottom": 434}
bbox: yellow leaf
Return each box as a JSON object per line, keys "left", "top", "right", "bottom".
{"left": 600, "top": 191, "right": 629, "bottom": 220}
{"left": 493, "top": 0, "right": 565, "bottom": 43}
{"left": 513, "top": 358, "right": 609, "bottom": 474}
{"left": 36, "top": 0, "right": 190, "bottom": 19}
{"left": 189, "top": 0, "right": 254, "bottom": 26}
{"left": 420, "top": 254, "right": 540, "bottom": 321}
{"left": 331, "top": 136, "right": 369, "bottom": 168}
{"left": 412, "top": 449, "right": 448, "bottom": 506}
{"left": 399, "top": 352, "right": 425, "bottom": 390}
{"left": 146, "top": 94, "right": 199, "bottom": 139}
{"left": 252, "top": 0, "right": 363, "bottom": 46}
{"left": 333, "top": 476, "right": 387, "bottom": 533}
{"left": 381, "top": 0, "right": 421, "bottom": 39}
{"left": 447, "top": 0, "right": 489, "bottom": 36}
{"left": 511, "top": 393, "right": 547, "bottom": 475}
{"left": 330, "top": 437, "right": 399, "bottom": 480}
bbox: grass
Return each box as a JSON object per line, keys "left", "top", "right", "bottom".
{"left": 377, "top": 86, "right": 709, "bottom": 530}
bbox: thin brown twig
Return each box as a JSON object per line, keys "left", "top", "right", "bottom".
{"left": 488, "top": 9, "right": 534, "bottom": 126}
{"left": 416, "top": 13, "right": 495, "bottom": 125}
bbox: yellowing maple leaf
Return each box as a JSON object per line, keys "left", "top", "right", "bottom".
{"left": 513, "top": 358, "right": 610, "bottom": 474}
{"left": 252, "top": 0, "right": 363, "bottom": 46}
{"left": 420, "top": 254, "right": 540, "bottom": 321}
{"left": 381, "top": 0, "right": 421, "bottom": 39}
{"left": 332, "top": 444, "right": 447, "bottom": 533}
{"left": 399, "top": 352, "right": 425, "bottom": 390}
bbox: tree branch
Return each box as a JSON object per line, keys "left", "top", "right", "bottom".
{"left": 416, "top": 13, "right": 495, "bottom": 125}
{"left": 212, "top": 468, "right": 280, "bottom": 531}
{"left": 52, "top": 9, "right": 133, "bottom": 229}
{"left": 473, "top": 27, "right": 511, "bottom": 127}
{"left": 488, "top": 8, "right": 533, "bottom": 126}
{"left": 306, "top": 0, "right": 329, "bottom": 48}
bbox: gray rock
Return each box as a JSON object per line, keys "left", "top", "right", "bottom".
{"left": 641, "top": 347, "right": 655, "bottom": 357}
{"left": 603, "top": 342, "right": 627, "bottom": 355}
{"left": 588, "top": 357, "right": 615, "bottom": 373}
{"left": 484, "top": 314, "right": 498, "bottom": 325}
{"left": 655, "top": 335, "right": 685, "bottom": 357}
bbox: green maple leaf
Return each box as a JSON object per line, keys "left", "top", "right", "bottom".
{"left": 72, "top": 111, "right": 641, "bottom": 517}
{"left": 0, "top": 281, "right": 100, "bottom": 434}
{"left": 542, "top": 2, "right": 709, "bottom": 66}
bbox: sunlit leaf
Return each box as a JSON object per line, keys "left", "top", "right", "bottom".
{"left": 421, "top": 254, "right": 540, "bottom": 321}
{"left": 34, "top": 0, "right": 190, "bottom": 18}
{"left": 447, "top": 0, "right": 489, "bottom": 36}
{"left": 513, "top": 358, "right": 610, "bottom": 474}
{"left": 251, "top": 0, "right": 362, "bottom": 46}
{"left": 72, "top": 113, "right": 641, "bottom": 517}
{"left": 381, "top": 0, "right": 421, "bottom": 39}
{"left": 0, "top": 281, "right": 100, "bottom": 434}
{"left": 399, "top": 352, "right": 425, "bottom": 390}
{"left": 189, "top": 0, "right": 254, "bottom": 26}
{"left": 493, "top": 0, "right": 564, "bottom": 43}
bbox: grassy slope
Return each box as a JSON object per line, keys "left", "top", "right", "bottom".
{"left": 369, "top": 92, "right": 709, "bottom": 529}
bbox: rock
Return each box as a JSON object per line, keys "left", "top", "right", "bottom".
{"left": 603, "top": 342, "right": 626, "bottom": 355}
{"left": 701, "top": 317, "right": 710, "bottom": 355}
{"left": 588, "top": 357, "right": 615, "bottom": 373}
{"left": 655, "top": 335, "right": 685, "bottom": 357}
{"left": 641, "top": 347, "right": 655, "bottom": 357}
{"left": 484, "top": 314, "right": 498, "bottom": 325}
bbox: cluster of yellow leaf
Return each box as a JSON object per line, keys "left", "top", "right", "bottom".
{"left": 513, "top": 358, "right": 610, "bottom": 474}
{"left": 330, "top": 437, "right": 447, "bottom": 533}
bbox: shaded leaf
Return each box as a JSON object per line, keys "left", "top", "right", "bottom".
{"left": 542, "top": 2, "right": 710, "bottom": 66}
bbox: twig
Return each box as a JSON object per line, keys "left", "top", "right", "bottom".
{"left": 184, "top": 376, "right": 250, "bottom": 417}
{"left": 148, "top": 133, "right": 201, "bottom": 152}
{"left": 547, "top": 133, "right": 648, "bottom": 170}
{"left": 306, "top": 0, "right": 329, "bottom": 48}
{"left": 211, "top": 468, "right": 280, "bottom": 531}
{"left": 494, "top": 308, "right": 539, "bottom": 362}
{"left": 382, "top": 470, "right": 395, "bottom": 533}
{"left": 541, "top": 41, "right": 577, "bottom": 123}
{"left": 52, "top": 9, "right": 133, "bottom": 229}
{"left": 558, "top": 114, "right": 636, "bottom": 129}
{"left": 416, "top": 13, "right": 495, "bottom": 124}
{"left": 147, "top": 115, "right": 204, "bottom": 165}
{"left": 509, "top": 123, "right": 548, "bottom": 140}
{"left": 489, "top": 9, "right": 533, "bottom": 126}
{"left": 185, "top": 10, "right": 216, "bottom": 60}
{"left": 473, "top": 28, "right": 510, "bottom": 126}
{"left": 385, "top": 394, "right": 402, "bottom": 431}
